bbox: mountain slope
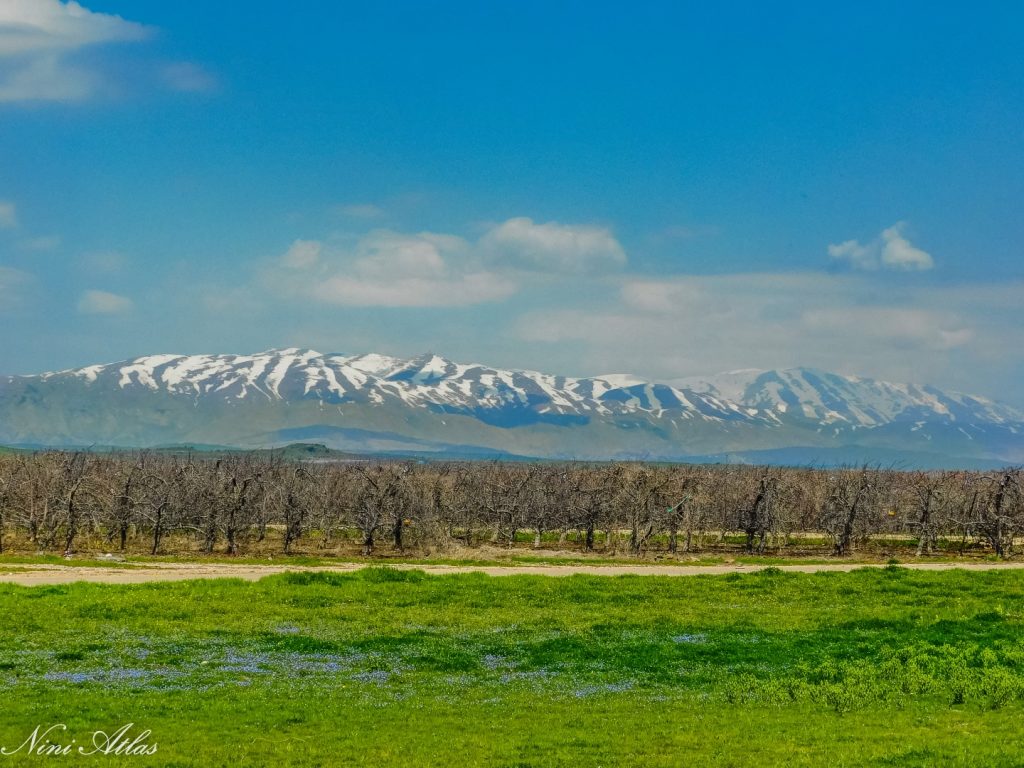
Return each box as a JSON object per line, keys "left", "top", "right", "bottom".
{"left": 0, "top": 350, "right": 1021, "bottom": 466}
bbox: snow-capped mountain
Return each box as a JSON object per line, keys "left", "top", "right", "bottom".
{"left": 66, "top": 348, "right": 759, "bottom": 424}
{"left": 1, "top": 349, "right": 1021, "bottom": 467}
{"left": 676, "top": 367, "right": 1022, "bottom": 430}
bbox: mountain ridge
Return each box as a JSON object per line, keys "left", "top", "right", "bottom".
{"left": 1, "top": 348, "right": 1021, "bottom": 467}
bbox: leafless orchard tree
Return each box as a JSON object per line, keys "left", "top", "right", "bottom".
{"left": 614, "top": 464, "right": 672, "bottom": 555}
{"left": 899, "top": 471, "right": 955, "bottom": 556}
{"left": 737, "top": 470, "right": 782, "bottom": 554}
{"left": 352, "top": 463, "right": 412, "bottom": 555}
{"left": 56, "top": 453, "right": 109, "bottom": 556}
{"left": 561, "top": 465, "right": 617, "bottom": 552}
{"left": 477, "top": 463, "right": 538, "bottom": 548}
{"left": 270, "top": 464, "right": 315, "bottom": 554}
{"left": 821, "top": 466, "right": 883, "bottom": 556}
{"left": 969, "top": 469, "right": 1023, "bottom": 557}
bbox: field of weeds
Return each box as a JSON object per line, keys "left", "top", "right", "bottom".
{"left": 1, "top": 567, "right": 1023, "bottom": 765}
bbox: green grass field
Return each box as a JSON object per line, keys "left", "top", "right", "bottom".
{"left": 2, "top": 568, "right": 1024, "bottom": 766}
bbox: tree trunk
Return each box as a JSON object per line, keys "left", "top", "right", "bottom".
{"left": 393, "top": 517, "right": 404, "bottom": 551}
{"left": 835, "top": 498, "right": 860, "bottom": 556}
{"left": 151, "top": 506, "right": 164, "bottom": 556}
{"left": 203, "top": 517, "right": 217, "bottom": 554}
{"left": 63, "top": 485, "right": 81, "bottom": 557}
{"left": 916, "top": 489, "right": 932, "bottom": 557}
{"left": 226, "top": 509, "right": 238, "bottom": 555}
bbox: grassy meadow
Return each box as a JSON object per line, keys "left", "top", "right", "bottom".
{"left": 1, "top": 568, "right": 1024, "bottom": 766}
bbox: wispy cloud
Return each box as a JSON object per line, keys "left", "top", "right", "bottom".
{"left": 280, "top": 239, "right": 322, "bottom": 269}
{"left": 80, "top": 250, "right": 128, "bottom": 274}
{"left": 800, "top": 307, "right": 972, "bottom": 352}
{"left": 160, "top": 61, "right": 218, "bottom": 93}
{"left": 312, "top": 272, "right": 516, "bottom": 308}
{"left": 0, "top": 265, "right": 30, "bottom": 307}
{"left": 18, "top": 234, "right": 60, "bottom": 251}
{"left": 0, "top": 52, "right": 96, "bottom": 102}
{"left": 78, "top": 288, "right": 133, "bottom": 315}
{"left": 828, "top": 222, "right": 934, "bottom": 272}
{"left": 0, "top": 200, "right": 16, "bottom": 228}
{"left": 333, "top": 203, "right": 386, "bottom": 219}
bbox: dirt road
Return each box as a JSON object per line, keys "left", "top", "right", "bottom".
{"left": 2, "top": 559, "right": 1024, "bottom": 586}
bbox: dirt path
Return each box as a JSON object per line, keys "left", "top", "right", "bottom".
{"left": 2, "top": 559, "right": 1024, "bottom": 586}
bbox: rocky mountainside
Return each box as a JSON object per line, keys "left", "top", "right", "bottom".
{"left": 1, "top": 349, "right": 1021, "bottom": 467}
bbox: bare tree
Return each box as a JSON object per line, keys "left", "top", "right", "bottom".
{"left": 822, "top": 466, "right": 880, "bottom": 556}
{"left": 616, "top": 465, "right": 671, "bottom": 556}
{"left": 970, "top": 470, "right": 1023, "bottom": 557}
{"left": 353, "top": 463, "right": 408, "bottom": 555}
{"left": 280, "top": 465, "right": 315, "bottom": 554}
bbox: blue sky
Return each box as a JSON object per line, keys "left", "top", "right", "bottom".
{"left": 1, "top": 1, "right": 1022, "bottom": 404}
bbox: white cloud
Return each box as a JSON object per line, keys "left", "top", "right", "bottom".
{"left": 77, "top": 289, "right": 133, "bottom": 315}
{"left": 0, "top": 0, "right": 148, "bottom": 54}
{"left": 480, "top": 217, "right": 626, "bottom": 273}
{"left": 828, "top": 222, "right": 933, "bottom": 272}
{"left": 827, "top": 239, "right": 875, "bottom": 270}
{"left": 269, "top": 229, "right": 516, "bottom": 308}
{"left": 0, "top": 200, "right": 16, "bottom": 228}
{"left": 0, "top": 0, "right": 150, "bottom": 103}
{"left": 263, "top": 217, "right": 624, "bottom": 308}
{"left": 160, "top": 62, "right": 218, "bottom": 93}
{"left": 350, "top": 231, "right": 453, "bottom": 279}
{"left": 880, "top": 223, "right": 934, "bottom": 270}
